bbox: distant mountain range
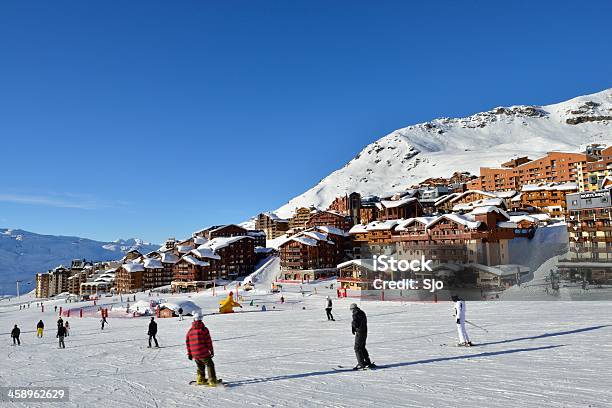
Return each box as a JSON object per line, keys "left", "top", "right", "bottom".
{"left": 0, "top": 228, "right": 158, "bottom": 294}
{"left": 273, "top": 88, "right": 612, "bottom": 218}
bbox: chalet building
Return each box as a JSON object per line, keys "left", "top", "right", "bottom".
{"left": 337, "top": 259, "right": 377, "bottom": 291}
{"left": 67, "top": 269, "right": 91, "bottom": 295}
{"left": 288, "top": 207, "right": 314, "bottom": 232}
{"left": 419, "top": 186, "right": 451, "bottom": 214}
{"left": 255, "top": 212, "right": 290, "bottom": 239}
{"left": 519, "top": 182, "right": 578, "bottom": 217}
{"left": 80, "top": 269, "right": 116, "bottom": 297}
{"left": 279, "top": 230, "right": 343, "bottom": 281}
{"left": 306, "top": 210, "right": 353, "bottom": 231}
{"left": 123, "top": 250, "right": 143, "bottom": 263}
{"left": 116, "top": 262, "right": 145, "bottom": 293}
{"left": 377, "top": 196, "right": 422, "bottom": 220}
{"left": 247, "top": 230, "right": 267, "bottom": 248}
{"left": 474, "top": 264, "right": 530, "bottom": 289}
{"left": 349, "top": 220, "right": 400, "bottom": 258}
{"left": 142, "top": 258, "right": 167, "bottom": 290}
{"left": 467, "top": 151, "right": 595, "bottom": 192}
{"left": 173, "top": 255, "right": 210, "bottom": 283}
{"left": 327, "top": 192, "right": 362, "bottom": 225}
{"left": 558, "top": 189, "right": 612, "bottom": 284}
{"left": 577, "top": 146, "right": 612, "bottom": 191}
{"left": 193, "top": 224, "right": 267, "bottom": 247}
{"left": 174, "top": 236, "right": 256, "bottom": 283}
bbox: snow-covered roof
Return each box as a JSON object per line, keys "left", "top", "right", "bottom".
{"left": 337, "top": 258, "right": 377, "bottom": 271}
{"left": 508, "top": 214, "right": 539, "bottom": 224}
{"left": 159, "top": 300, "right": 202, "bottom": 315}
{"left": 302, "top": 230, "right": 331, "bottom": 242}
{"left": 426, "top": 214, "right": 482, "bottom": 230}
{"left": 191, "top": 247, "right": 222, "bottom": 260}
{"left": 450, "top": 190, "right": 501, "bottom": 203}
{"left": 469, "top": 206, "right": 510, "bottom": 219}
{"left": 314, "top": 225, "right": 349, "bottom": 237}
{"left": 349, "top": 219, "right": 400, "bottom": 234}
{"left": 143, "top": 258, "right": 163, "bottom": 269}
{"left": 434, "top": 192, "right": 459, "bottom": 206}
{"left": 511, "top": 193, "right": 522, "bottom": 202}
{"left": 380, "top": 196, "right": 418, "bottom": 208}
{"left": 122, "top": 262, "right": 144, "bottom": 273}
{"left": 395, "top": 217, "right": 437, "bottom": 231}
{"left": 181, "top": 255, "right": 210, "bottom": 267}
{"left": 176, "top": 245, "right": 194, "bottom": 254}
{"left": 291, "top": 236, "right": 319, "bottom": 246}
{"left": 193, "top": 236, "right": 208, "bottom": 245}
{"left": 160, "top": 252, "right": 179, "bottom": 264}
{"left": 453, "top": 198, "right": 505, "bottom": 212}
{"left": 471, "top": 264, "right": 530, "bottom": 276}
{"left": 199, "top": 236, "right": 252, "bottom": 252}
{"left": 247, "top": 230, "right": 266, "bottom": 237}
{"left": 521, "top": 182, "right": 578, "bottom": 192}
{"left": 497, "top": 221, "right": 518, "bottom": 228}
{"left": 262, "top": 212, "right": 288, "bottom": 222}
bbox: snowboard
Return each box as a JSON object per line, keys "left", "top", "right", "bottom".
{"left": 189, "top": 379, "right": 226, "bottom": 387}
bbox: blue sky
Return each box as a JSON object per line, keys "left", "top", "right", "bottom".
{"left": 1, "top": 1, "right": 611, "bottom": 244}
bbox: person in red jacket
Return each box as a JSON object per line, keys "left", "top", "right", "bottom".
{"left": 186, "top": 312, "right": 219, "bottom": 386}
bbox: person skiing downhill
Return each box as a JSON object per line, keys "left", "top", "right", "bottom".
{"left": 100, "top": 316, "right": 108, "bottom": 330}
{"left": 148, "top": 317, "right": 159, "bottom": 348}
{"left": 325, "top": 296, "right": 335, "bottom": 321}
{"left": 350, "top": 303, "right": 375, "bottom": 370}
{"left": 36, "top": 320, "right": 44, "bottom": 337}
{"left": 11, "top": 325, "right": 20, "bottom": 345}
{"left": 452, "top": 295, "right": 472, "bottom": 347}
{"left": 186, "top": 313, "right": 219, "bottom": 386}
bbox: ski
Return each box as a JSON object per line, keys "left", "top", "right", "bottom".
{"left": 189, "top": 379, "right": 225, "bottom": 387}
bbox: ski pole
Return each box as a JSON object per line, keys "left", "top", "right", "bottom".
{"left": 465, "top": 319, "right": 488, "bottom": 333}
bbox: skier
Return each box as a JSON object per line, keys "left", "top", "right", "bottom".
{"left": 148, "top": 317, "right": 159, "bottom": 348}
{"left": 325, "top": 296, "right": 335, "bottom": 321}
{"left": 57, "top": 323, "right": 67, "bottom": 349}
{"left": 100, "top": 316, "right": 108, "bottom": 330}
{"left": 36, "top": 320, "right": 44, "bottom": 337}
{"left": 178, "top": 307, "right": 184, "bottom": 321}
{"left": 280, "top": 296, "right": 285, "bottom": 304}
{"left": 186, "top": 312, "right": 219, "bottom": 386}
{"left": 11, "top": 324, "right": 21, "bottom": 345}
{"left": 350, "top": 303, "right": 375, "bottom": 369}
{"left": 65, "top": 321, "right": 70, "bottom": 336}
{"left": 57, "top": 316, "right": 64, "bottom": 328}
{"left": 452, "top": 295, "right": 472, "bottom": 347}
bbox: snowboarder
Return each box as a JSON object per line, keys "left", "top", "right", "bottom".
{"left": 178, "top": 307, "right": 184, "bottom": 321}
{"left": 57, "top": 323, "right": 67, "bottom": 349}
{"left": 100, "top": 316, "right": 108, "bottom": 330}
{"left": 452, "top": 295, "right": 472, "bottom": 347}
{"left": 36, "top": 320, "right": 44, "bottom": 337}
{"left": 148, "top": 317, "right": 159, "bottom": 348}
{"left": 350, "top": 303, "right": 374, "bottom": 370}
{"left": 325, "top": 296, "right": 335, "bottom": 321}
{"left": 11, "top": 325, "right": 21, "bottom": 345}
{"left": 186, "top": 313, "right": 219, "bottom": 386}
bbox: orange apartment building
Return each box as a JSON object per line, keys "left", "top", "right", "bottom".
{"left": 116, "top": 263, "right": 145, "bottom": 293}
{"left": 467, "top": 152, "right": 594, "bottom": 192}
{"left": 306, "top": 210, "right": 353, "bottom": 231}
{"left": 519, "top": 182, "right": 578, "bottom": 217}
{"left": 279, "top": 231, "right": 341, "bottom": 281}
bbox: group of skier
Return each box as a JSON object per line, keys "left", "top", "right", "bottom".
{"left": 322, "top": 293, "right": 473, "bottom": 370}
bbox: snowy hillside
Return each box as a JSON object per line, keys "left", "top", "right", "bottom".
{"left": 0, "top": 229, "right": 158, "bottom": 293}
{"left": 275, "top": 89, "right": 612, "bottom": 218}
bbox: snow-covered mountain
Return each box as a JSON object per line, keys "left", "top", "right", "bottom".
{"left": 274, "top": 89, "right": 612, "bottom": 218}
{"left": 0, "top": 228, "right": 158, "bottom": 294}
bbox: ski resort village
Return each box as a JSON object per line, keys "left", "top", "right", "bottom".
{"left": 2, "top": 90, "right": 612, "bottom": 407}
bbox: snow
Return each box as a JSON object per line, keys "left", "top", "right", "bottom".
{"left": 426, "top": 214, "right": 481, "bottom": 230}
{"left": 159, "top": 300, "right": 202, "bottom": 315}
{"left": 199, "top": 236, "right": 253, "bottom": 252}
{"left": 143, "top": 258, "right": 163, "bottom": 269}
{"left": 1, "top": 284, "right": 611, "bottom": 407}
{"left": 122, "top": 262, "right": 145, "bottom": 273}
{"left": 521, "top": 182, "right": 578, "bottom": 192}
{"left": 273, "top": 89, "right": 612, "bottom": 219}
{"left": 380, "top": 196, "right": 417, "bottom": 208}
{"left": 160, "top": 252, "right": 179, "bottom": 264}
{"left": 181, "top": 255, "right": 210, "bottom": 267}
{"left": 191, "top": 248, "right": 222, "bottom": 260}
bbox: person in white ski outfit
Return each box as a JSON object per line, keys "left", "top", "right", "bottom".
{"left": 452, "top": 295, "right": 472, "bottom": 346}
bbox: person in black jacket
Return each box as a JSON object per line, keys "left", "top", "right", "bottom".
{"left": 325, "top": 296, "right": 335, "bottom": 321}
{"left": 57, "top": 324, "right": 67, "bottom": 349}
{"left": 11, "top": 325, "right": 20, "bottom": 345}
{"left": 350, "top": 303, "right": 374, "bottom": 369}
{"left": 148, "top": 317, "right": 159, "bottom": 348}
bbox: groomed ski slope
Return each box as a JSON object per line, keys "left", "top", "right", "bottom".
{"left": 1, "top": 283, "right": 610, "bottom": 408}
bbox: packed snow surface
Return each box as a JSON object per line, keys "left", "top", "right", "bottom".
{"left": 1, "top": 281, "right": 610, "bottom": 407}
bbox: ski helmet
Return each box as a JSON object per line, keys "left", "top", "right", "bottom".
{"left": 193, "top": 312, "right": 203, "bottom": 321}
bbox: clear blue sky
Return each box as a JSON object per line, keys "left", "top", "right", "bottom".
{"left": 1, "top": 1, "right": 611, "bottom": 244}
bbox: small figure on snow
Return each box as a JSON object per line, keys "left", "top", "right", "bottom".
{"left": 350, "top": 303, "right": 375, "bottom": 370}
{"left": 57, "top": 323, "right": 67, "bottom": 349}
{"left": 36, "top": 320, "right": 44, "bottom": 338}
{"left": 64, "top": 321, "right": 70, "bottom": 336}
{"left": 148, "top": 317, "right": 159, "bottom": 348}
{"left": 57, "top": 316, "right": 63, "bottom": 328}
{"left": 11, "top": 324, "right": 21, "bottom": 345}
{"left": 178, "top": 307, "right": 184, "bottom": 321}
{"left": 186, "top": 313, "right": 219, "bottom": 386}
{"left": 452, "top": 295, "right": 472, "bottom": 347}
{"left": 325, "top": 296, "right": 335, "bottom": 321}
{"left": 101, "top": 316, "right": 108, "bottom": 330}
